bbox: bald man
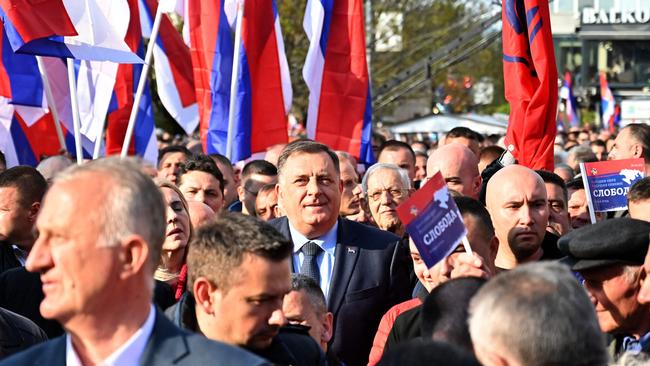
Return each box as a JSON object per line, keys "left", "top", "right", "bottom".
{"left": 187, "top": 200, "right": 215, "bottom": 230}
{"left": 426, "top": 144, "right": 482, "bottom": 199}
{"left": 486, "top": 165, "right": 556, "bottom": 271}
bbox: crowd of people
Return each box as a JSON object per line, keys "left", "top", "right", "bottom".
{"left": 0, "top": 122, "right": 648, "bottom": 366}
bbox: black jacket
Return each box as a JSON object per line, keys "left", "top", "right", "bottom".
{"left": 166, "top": 292, "right": 326, "bottom": 366}
{"left": 0, "top": 308, "right": 268, "bottom": 366}
{"left": 0, "top": 268, "right": 63, "bottom": 338}
{"left": 269, "top": 217, "right": 412, "bottom": 366}
{"left": 0, "top": 244, "right": 20, "bottom": 276}
{"left": 0, "top": 307, "right": 47, "bottom": 360}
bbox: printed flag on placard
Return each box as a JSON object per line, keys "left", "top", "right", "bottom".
{"left": 105, "top": 0, "right": 157, "bottom": 164}
{"left": 189, "top": 0, "right": 290, "bottom": 162}
{"left": 303, "top": 0, "right": 373, "bottom": 164}
{"left": 502, "top": 0, "right": 558, "bottom": 171}
{"left": 396, "top": 172, "right": 467, "bottom": 269}
{"left": 580, "top": 158, "right": 645, "bottom": 212}
{"left": 139, "top": 0, "right": 198, "bottom": 135}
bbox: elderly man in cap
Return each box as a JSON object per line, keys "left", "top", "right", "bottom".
{"left": 559, "top": 218, "right": 650, "bottom": 357}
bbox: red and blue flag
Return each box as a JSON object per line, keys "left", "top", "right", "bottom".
{"left": 0, "top": 0, "right": 142, "bottom": 63}
{"left": 105, "top": 0, "right": 157, "bottom": 164}
{"left": 303, "top": 0, "right": 373, "bottom": 164}
{"left": 140, "top": 0, "right": 198, "bottom": 135}
{"left": 502, "top": 0, "right": 558, "bottom": 171}
{"left": 189, "top": 0, "right": 291, "bottom": 162}
{"left": 599, "top": 72, "right": 618, "bottom": 132}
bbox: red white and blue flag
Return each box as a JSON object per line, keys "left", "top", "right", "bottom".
{"left": 502, "top": 0, "right": 557, "bottom": 171}
{"left": 599, "top": 72, "right": 617, "bottom": 132}
{"left": 0, "top": 0, "right": 142, "bottom": 63}
{"left": 105, "top": 0, "right": 157, "bottom": 164}
{"left": 140, "top": 0, "right": 198, "bottom": 135}
{"left": 0, "top": 27, "right": 47, "bottom": 125}
{"left": 189, "top": 0, "right": 291, "bottom": 162}
{"left": 559, "top": 71, "right": 579, "bottom": 128}
{"left": 0, "top": 27, "right": 93, "bottom": 166}
{"left": 303, "top": 0, "right": 374, "bottom": 164}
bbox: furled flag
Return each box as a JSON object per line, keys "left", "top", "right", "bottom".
{"left": 502, "top": 0, "right": 558, "bottom": 171}
{"left": 559, "top": 71, "right": 579, "bottom": 128}
{"left": 599, "top": 72, "right": 617, "bottom": 132}
{"left": 189, "top": 0, "right": 291, "bottom": 162}
{"left": 303, "top": 0, "right": 373, "bottom": 164}
{"left": 0, "top": 0, "right": 142, "bottom": 63}
{"left": 105, "top": 0, "right": 157, "bottom": 164}
{"left": 140, "top": 0, "right": 198, "bottom": 135}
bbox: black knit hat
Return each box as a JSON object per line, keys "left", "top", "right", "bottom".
{"left": 558, "top": 218, "right": 650, "bottom": 271}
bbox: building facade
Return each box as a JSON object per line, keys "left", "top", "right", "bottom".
{"left": 550, "top": 0, "right": 650, "bottom": 124}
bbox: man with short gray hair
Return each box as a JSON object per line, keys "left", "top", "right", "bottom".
{"left": 3, "top": 158, "right": 266, "bottom": 365}
{"left": 469, "top": 262, "right": 608, "bottom": 366}
{"left": 362, "top": 163, "right": 412, "bottom": 237}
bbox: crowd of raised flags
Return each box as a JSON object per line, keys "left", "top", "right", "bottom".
{"left": 0, "top": 0, "right": 375, "bottom": 170}
{"left": 0, "top": 0, "right": 626, "bottom": 176}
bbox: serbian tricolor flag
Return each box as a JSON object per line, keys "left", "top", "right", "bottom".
{"left": 502, "top": 0, "right": 558, "bottom": 171}
{"left": 0, "top": 100, "right": 91, "bottom": 167}
{"left": 600, "top": 72, "right": 617, "bottom": 132}
{"left": 559, "top": 71, "right": 579, "bottom": 128}
{"left": 189, "top": 0, "right": 291, "bottom": 162}
{"left": 303, "top": 0, "right": 373, "bottom": 164}
{"left": 0, "top": 0, "right": 142, "bottom": 63}
{"left": 0, "top": 26, "right": 48, "bottom": 125}
{"left": 140, "top": 0, "right": 198, "bottom": 135}
{"left": 105, "top": 0, "right": 157, "bottom": 164}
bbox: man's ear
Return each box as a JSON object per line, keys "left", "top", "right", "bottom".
{"left": 118, "top": 236, "right": 149, "bottom": 280}
{"left": 194, "top": 277, "right": 219, "bottom": 315}
{"left": 489, "top": 235, "right": 499, "bottom": 263}
{"left": 473, "top": 175, "right": 483, "bottom": 197}
{"left": 321, "top": 312, "right": 334, "bottom": 344}
{"left": 237, "top": 185, "right": 246, "bottom": 202}
{"left": 27, "top": 202, "right": 40, "bottom": 223}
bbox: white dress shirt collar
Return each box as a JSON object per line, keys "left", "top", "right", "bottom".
{"left": 66, "top": 304, "right": 156, "bottom": 366}
{"left": 289, "top": 220, "right": 338, "bottom": 256}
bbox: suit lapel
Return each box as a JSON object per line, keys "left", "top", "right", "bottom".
{"left": 275, "top": 217, "right": 297, "bottom": 273}
{"left": 30, "top": 336, "right": 66, "bottom": 366}
{"left": 140, "top": 309, "right": 189, "bottom": 365}
{"left": 327, "top": 218, "right": 359, "bottom": 316}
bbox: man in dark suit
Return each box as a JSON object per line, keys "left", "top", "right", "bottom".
{"left": 0, "top": 166, "right": 47, "bottom": 274}
{"left": 0, "top": 306, "right": 47, "bottom": 359}
{"left": 270, "top": 140, "right": 411, "bottom": 366}
{"left": 1, "top": 158, "right": 267, "bottom": 366}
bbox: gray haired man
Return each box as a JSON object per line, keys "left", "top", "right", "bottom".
{"left": 469, "top": 262, "right": 608, "bottom": 366}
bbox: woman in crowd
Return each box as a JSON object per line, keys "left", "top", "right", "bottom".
{"left": 154, "top": 178, "right": 192, "bottom": 306}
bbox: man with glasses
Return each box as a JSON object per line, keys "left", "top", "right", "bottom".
{"left": 361, "top": 164, "right": 413, "bottom": 238}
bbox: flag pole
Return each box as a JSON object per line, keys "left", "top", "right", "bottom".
{"left": 225, "top": 0, "right": 245, "bottom": 161}
{"left": 120, "top": 1, "right": 165, "bottom": 158}
{"left": 66, "top": 59, "right": 83, "bottom": 165}
{"left": 36, "top": 56, "right": 66, "bottom": 153}
{"left": 92, "top": 122, "right": 104, "bottom": 159}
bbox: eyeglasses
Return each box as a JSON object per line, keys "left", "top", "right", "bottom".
{"left": 367, "top": 188, "right": 408, "bottom": 201}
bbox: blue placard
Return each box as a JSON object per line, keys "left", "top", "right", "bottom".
{"left": 581, "top": 159, "right": 645, "bottom": 212}
{"left": 397, "top": 172, "right": 467, "bottom": 269}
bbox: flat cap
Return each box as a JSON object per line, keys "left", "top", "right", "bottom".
{"left": 558, "top": 218, "right": 650, "bottom": 271}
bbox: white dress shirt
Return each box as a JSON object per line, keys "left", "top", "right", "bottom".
{"left": 66, "top": 304, "right": 156, "bottom": 366}
{"left": 290, "top": 221, "right": 338, "bottom": 301}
